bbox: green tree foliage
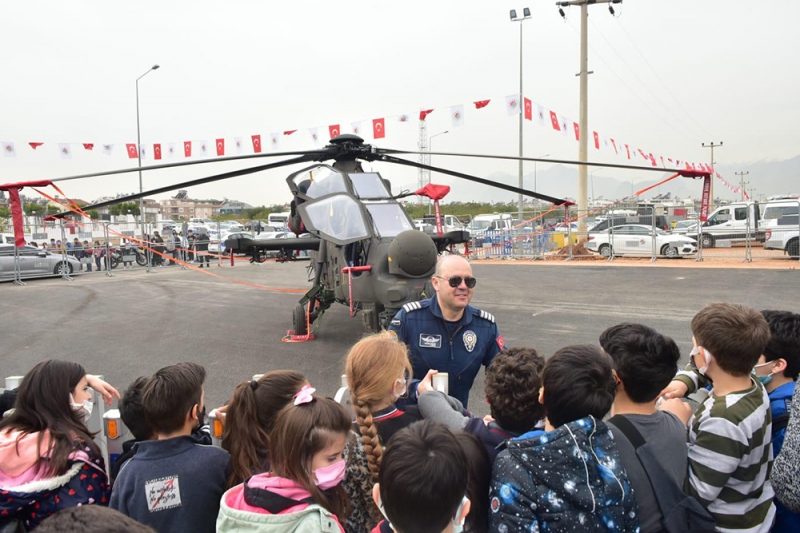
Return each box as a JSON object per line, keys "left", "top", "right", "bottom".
{"left": 109, "top": 202, "right": 140, "bottom": 216}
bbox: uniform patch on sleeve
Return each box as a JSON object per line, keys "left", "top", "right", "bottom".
{"left": 496, "top": 335, "right": 505, "bottom": 350}
{"left": 145, "top": 476, "right": 182, "bottom": 512}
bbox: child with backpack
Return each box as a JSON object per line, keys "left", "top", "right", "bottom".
{"left": 217, "top": 389, "right": 352, "bottom": 532}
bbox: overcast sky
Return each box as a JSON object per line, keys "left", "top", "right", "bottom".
{"left": 2, "top": 0, "right": 797, "bottom": 206}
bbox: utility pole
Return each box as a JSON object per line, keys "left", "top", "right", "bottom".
{"left": 701, "top": 142, "right": 722, "bottom": 207}
{"left": 417, "top": 120, "right": 428, "bottom": 207}
{"left": 557, "top": 0, "right": 621, "bottom": 241}
{"left": 735, "top": 171, "right": 749, "bottom": 202}
{"left": 510, "top": 8, "right": 531, "bottom": 221}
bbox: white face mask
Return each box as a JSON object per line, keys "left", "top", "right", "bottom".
{"left": 70, "top": 393, "right": 93, "bottom": 424}
{"left": 690, "top": 346, "right": 710, "bottom": 376}
{"left": 379, "top": 495, "right": 468, "bottom": 533}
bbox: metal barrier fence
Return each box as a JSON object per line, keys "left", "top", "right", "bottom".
{"left": 3, "top": 219, "right": 236, "bottom": 284}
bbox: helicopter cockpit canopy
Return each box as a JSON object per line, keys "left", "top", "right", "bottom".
{"left": 290, "top": 164, "right": 414, "bottom": 245}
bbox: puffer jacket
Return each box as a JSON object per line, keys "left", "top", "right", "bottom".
{"left": 0, "top": 429, "right": 110, "bottom": 531}
{"left": 217, "top": 473, "right": 344, "bottom": 533}
{"left": 488, "top": 416, "right": 639, "bottom": 533}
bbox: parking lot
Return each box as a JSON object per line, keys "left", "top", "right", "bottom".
{"left": 1, "top": 260, "right": 797, "bottom": 413}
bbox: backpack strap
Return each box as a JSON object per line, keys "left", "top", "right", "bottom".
{"left": 608, "top": 414, "right": 646, "bottom": 449}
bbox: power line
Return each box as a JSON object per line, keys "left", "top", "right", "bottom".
{"left": 588, "top": 17, "right": 703, "bottom": 141}
{"left": 613, "top": 17, "right": 716, "bottom": 140}
{"left": 564, "top": 19, "right": 693, "bottom": 142}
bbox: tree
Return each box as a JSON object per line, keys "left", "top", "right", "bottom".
{"left": 109, "top": 202, "right": 140, "bottom": 217}
{"left": 86, "top": 209, "right": 100, "bottom": 220}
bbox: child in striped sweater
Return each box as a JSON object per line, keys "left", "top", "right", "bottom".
{"left": 661, "top": 303, "right": 775, "bottom": 533}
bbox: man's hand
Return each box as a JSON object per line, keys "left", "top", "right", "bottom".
{"left": 660, "top": 380, "right": 689, "bottom": 400}
{"left": 86, "top": 375, "right": 120, "bottom": 406}
{"left": 417, "top": 369, "right": 438, "bottom": 396}
{"left": 658, "top": 398, "right": 693, "bottom": 426}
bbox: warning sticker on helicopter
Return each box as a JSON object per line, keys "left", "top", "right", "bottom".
{"left": 419, "top": 334, "right": 442, "bottom": 349}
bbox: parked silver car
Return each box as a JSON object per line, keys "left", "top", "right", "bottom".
{"left": 0, "top": 245, "right": 81, "bottom": 279}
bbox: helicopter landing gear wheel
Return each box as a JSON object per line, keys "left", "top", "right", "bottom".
{"left": 293, "top": 305, "right": 308, "bottom": 336}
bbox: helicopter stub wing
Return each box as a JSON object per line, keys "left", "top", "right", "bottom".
{"left": 430, "top": 230, "right": 470, "bottom": 253}
{"left": 226, "top": 235, "right": 321, "bottom": 254}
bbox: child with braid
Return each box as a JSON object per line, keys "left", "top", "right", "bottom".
{"left": 346, "top": 333, "right": 423, "bottom": 481}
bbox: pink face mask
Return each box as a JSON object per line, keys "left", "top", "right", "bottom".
{"left": 313, "top": 459, "right": 346, "bottom": 490}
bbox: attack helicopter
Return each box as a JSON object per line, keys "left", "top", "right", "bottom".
{"left": 46, "top": 133, "right": 707, "bottom": 337}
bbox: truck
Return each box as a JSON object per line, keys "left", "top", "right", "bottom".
{"left": 697, "top": 201, "right": 764, "bottom": 248}
{"left": 466, "top": 213, "right": 513, "bottom": 246}
{"left": 267, "top": 212, "right": 291, "bottom": 228}
{"left": 421, "top": 214, "right": 464, "bottom": 234}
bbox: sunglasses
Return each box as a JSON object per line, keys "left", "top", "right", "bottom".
{"left": 436, "top": 275, "right": 477, "bottom": 289}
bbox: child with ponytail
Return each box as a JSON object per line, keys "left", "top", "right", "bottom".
{"left": 217, "top": 386, "right": 353, "bottom": 533}
{"left": 221, "top": 370, "right": 307, "bottom": 488}
{"left": 346, "top": 333, "right": 422, "bottom": 482}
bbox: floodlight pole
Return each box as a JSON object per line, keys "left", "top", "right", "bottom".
{"left": 735, "top": 171, "right": 749, "bottom": 202}
{"left": 510, "top": 8, "right": 531, "bottom": 221}
{"left": 136, "top": 64, "right": 160, "bottom": 271}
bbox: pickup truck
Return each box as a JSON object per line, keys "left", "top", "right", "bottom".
{"left": 763, "top": 215, "right": 799, "bottom": 258}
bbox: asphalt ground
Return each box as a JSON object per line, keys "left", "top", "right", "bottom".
{"left": 1, "top": 260, "right": 798, "bottom": 415}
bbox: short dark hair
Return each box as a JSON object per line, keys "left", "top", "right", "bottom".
{"left": 454, "top": 431, "right": 491, "bottom": 533}
{"left": 142, "top": 362, "right": 205, "bottom": 435}
{"left": 379, "top": 421, "right": 468, "bottom": 533}
{"left": 543, "top": 345, "right": 615, "bottom": 428}
{"left": 36, "top": 505, "right": 154, "bottom": 533}
{"left": 692, "top": 303, "right": 770, "bottom": 376}
{"left": 762, "top": 310, "right": 800, "bottom": 380}
{"left": 484, "top": 347, "right": 545, "bottom": 433}
{"left": 119, "top": 376, "right": 153, "bottom": 441}
{"left": 600, "top": 323, "right": 681, "bottom": 403}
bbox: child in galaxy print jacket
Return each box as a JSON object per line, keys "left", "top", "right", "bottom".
{"left": 488, "top": 345, "right": 639, "bottom": 533}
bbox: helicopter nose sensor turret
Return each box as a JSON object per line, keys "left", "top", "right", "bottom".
{"left": 387, "top": 230, "right": 438, "bottom": 278}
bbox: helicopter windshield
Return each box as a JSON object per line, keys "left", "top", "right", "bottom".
{"left": 302, "top": 194, "right": 370, "bottom": 242}
{"left": 293, "top": 166, "right": 348, "bottom": 199}
{"left": 350, "top": 173, "right": 391, "bottom": 199}
{"left": 364, "top": 202, "right": 414, "bottom": 238}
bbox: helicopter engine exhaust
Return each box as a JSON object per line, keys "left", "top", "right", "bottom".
{"left": 387, "top": 230, "right": 438, "bottom": 278}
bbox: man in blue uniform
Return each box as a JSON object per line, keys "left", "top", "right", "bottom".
{"left": 388, "top": 255, "right": 504, "bottom": 407}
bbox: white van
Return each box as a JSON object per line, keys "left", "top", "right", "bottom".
{"left": 698, "top": 202, "right": 763, "bottom": 248}
{"left": 267, "top": 212, "right": 291, "bottom": 228}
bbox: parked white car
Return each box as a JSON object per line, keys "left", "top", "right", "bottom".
{"left": 585, "top": 224, "right": 697, "bottom": 258}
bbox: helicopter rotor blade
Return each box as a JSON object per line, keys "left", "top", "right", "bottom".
{"left": 380, "top": 154, "right": 570, "bottom": 206}
{"left": 379, "top": 149, "right": 685, "bottom": 175}
{"left": 52, "top": 153, "right": 321, "bottom": 217}
{"left": 50, "top": 148, "right": 334, "bottom": 183}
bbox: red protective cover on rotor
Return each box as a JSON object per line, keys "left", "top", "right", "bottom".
{"left": 678, "top": 170, "right": 711, "bottom": 179}
{"left": 0, "top": 180, "right": 54, "bottom": 247}
{"left": 414, "top": 184, "right": 451, "bottom": 201}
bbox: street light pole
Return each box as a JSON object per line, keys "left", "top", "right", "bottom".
{"left": 136, "top": 64, "right": 160, "bottom": 269}
{"left": 534, "top": 153, "right": 550, "bottom": 194}
{"left": 428, "top": 131, "right": 449, "bottom": 214}
{"left": 510, "top": 8, "right": 531, "bottom": 222}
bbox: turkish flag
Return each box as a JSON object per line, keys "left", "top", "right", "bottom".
{"left": 251, "top": 135, "right": 262, "bottom": 153}
{"left": 154, "top": 143, "right": 162, "bottom": 160}
{"left": 216, "top": 138, "right": 225, "bottom": 156}
{"left": 624, "top": 144, "right": 631, "bottom": 160}
{"left": 329, "top": 124, "right": 340, "bottom": 138}
{"left": 474, "top": 100, "right": 490, "bottom": 109}
{"left": 83, "top": 143, "right": 94, "bottom": 150}
{"left": 610, "top": 139, "right": 618, "bottom": 154}
{"left": 29, "top": 142, "right": 44, "bottom": 150}
{"left": 549, "top": 111, "right": 560, "bottom": 131}
{"left": 184, "top": 141, "right": 192, "bottom": 158}
{"left": 126, "top": 143, "right": 138, "bottom": 159}
{"left": 419, "top": 109, "right": 434, "bottom": 121}
{"left": 523, "top": 98, "right": 532, "bottom": 121}
{"left": 573, "top": 123, "right": 580, "bottom": 141}
{"left": 372, "top": 118, "right": 385, "bottom": 139}
{"left": 593, "top": 132, "right": 600, "bottom": 150}
{"left": 283, "top": 130, "right": 297, "bottom": 136}
{"left": 649, "top": 153, "right": 658, "bottom": 167}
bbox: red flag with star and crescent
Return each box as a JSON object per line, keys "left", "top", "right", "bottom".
{"left": 29, "top": 142, "right": 44, "bottom": 150}
{"left": 283, "top": 130, "right": 297, "bottom": 136}
{"left": 154, "top": 143, "right": 162, "bottom": 160}
{"left": 474, "top": 100, "right": 490, "bottom": 109}
{"left": 549, "top": 111, "right": 560, "bottom": 131}
{"left": 329, "top": 124, "right": 340, "bottom": 138}
{"left": 184, "top": 141, "right": 192, "bottom": 158}
{"left": 593, "top": 132, "right": 600, "bottom": 150}
{"left": 252, "top": 135, "right": 262, "bottom": 153}
{"left": 216, "top": 139, "right": 225, "bottom": 156}
{"left": 372, "top": 118, "right": 385, "bottom": 139}
{"left": 83, "top": 143, "right": 94, "bottom": 151}
{"left": 524, "top": 98, "right": 532, "bottom": 121}
{"left": 126, "top": 144, "right": 138, "bottom": 159}
{"left": 419, "top": 109, "right": 434, "bottom": 121}
{"left": 573, "top": 123, "right": 580, "bottom": 141}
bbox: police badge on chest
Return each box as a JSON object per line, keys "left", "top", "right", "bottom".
{"left": 462, "top": 330, "right": 477, "bottom": 352}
